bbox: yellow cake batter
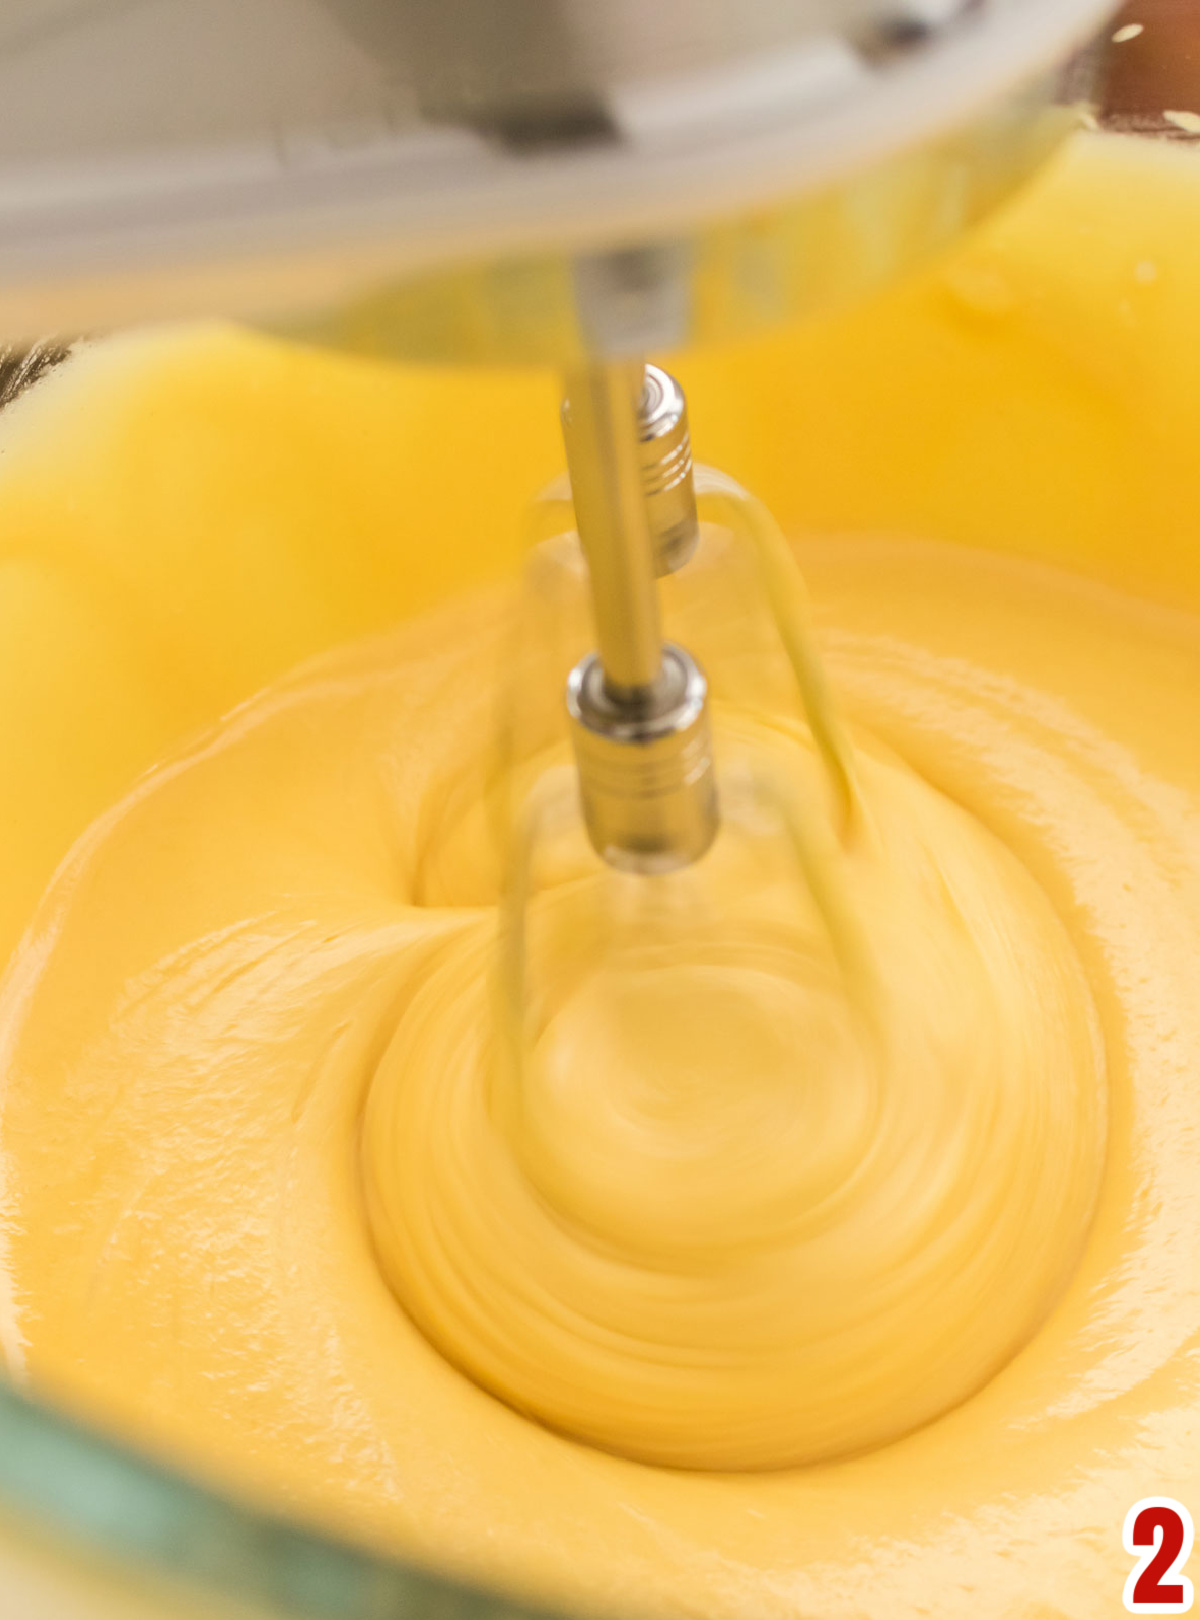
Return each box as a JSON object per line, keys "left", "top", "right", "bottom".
{"left": 360, "top": 516, "right": 1106, "bottom": 1475}
{"left": 0, "top": 130, "right": 1199, "bottom": 1620}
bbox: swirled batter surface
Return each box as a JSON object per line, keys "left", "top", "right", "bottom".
{"left": 1, "top": 529, "right": 1199, "bottom": 1620}
{"left": 364, "top": 598, "right": 1105, "bottom": 1470}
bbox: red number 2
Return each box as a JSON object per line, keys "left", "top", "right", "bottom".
{"left": 1124, "top": 1498, "right": 1195, "bottom": 1614}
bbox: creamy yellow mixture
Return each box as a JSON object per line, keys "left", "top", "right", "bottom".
{"left": 1, "top": 132, "right": 1200, "bottom": 1620}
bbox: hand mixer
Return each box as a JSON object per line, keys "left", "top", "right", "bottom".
{"left": 0, "top": 0, "right": 1119, "bottom": 870}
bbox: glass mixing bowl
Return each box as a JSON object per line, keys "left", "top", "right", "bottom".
{"left": 0, "top": 4, "right": 1195, "bottom": 1616}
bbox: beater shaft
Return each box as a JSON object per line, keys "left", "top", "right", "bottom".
{"left": 560, "top": 360, "right": 717, "bottom": 873}
{"left": 561, "top": 361, "right": 662, "bottom": 697}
